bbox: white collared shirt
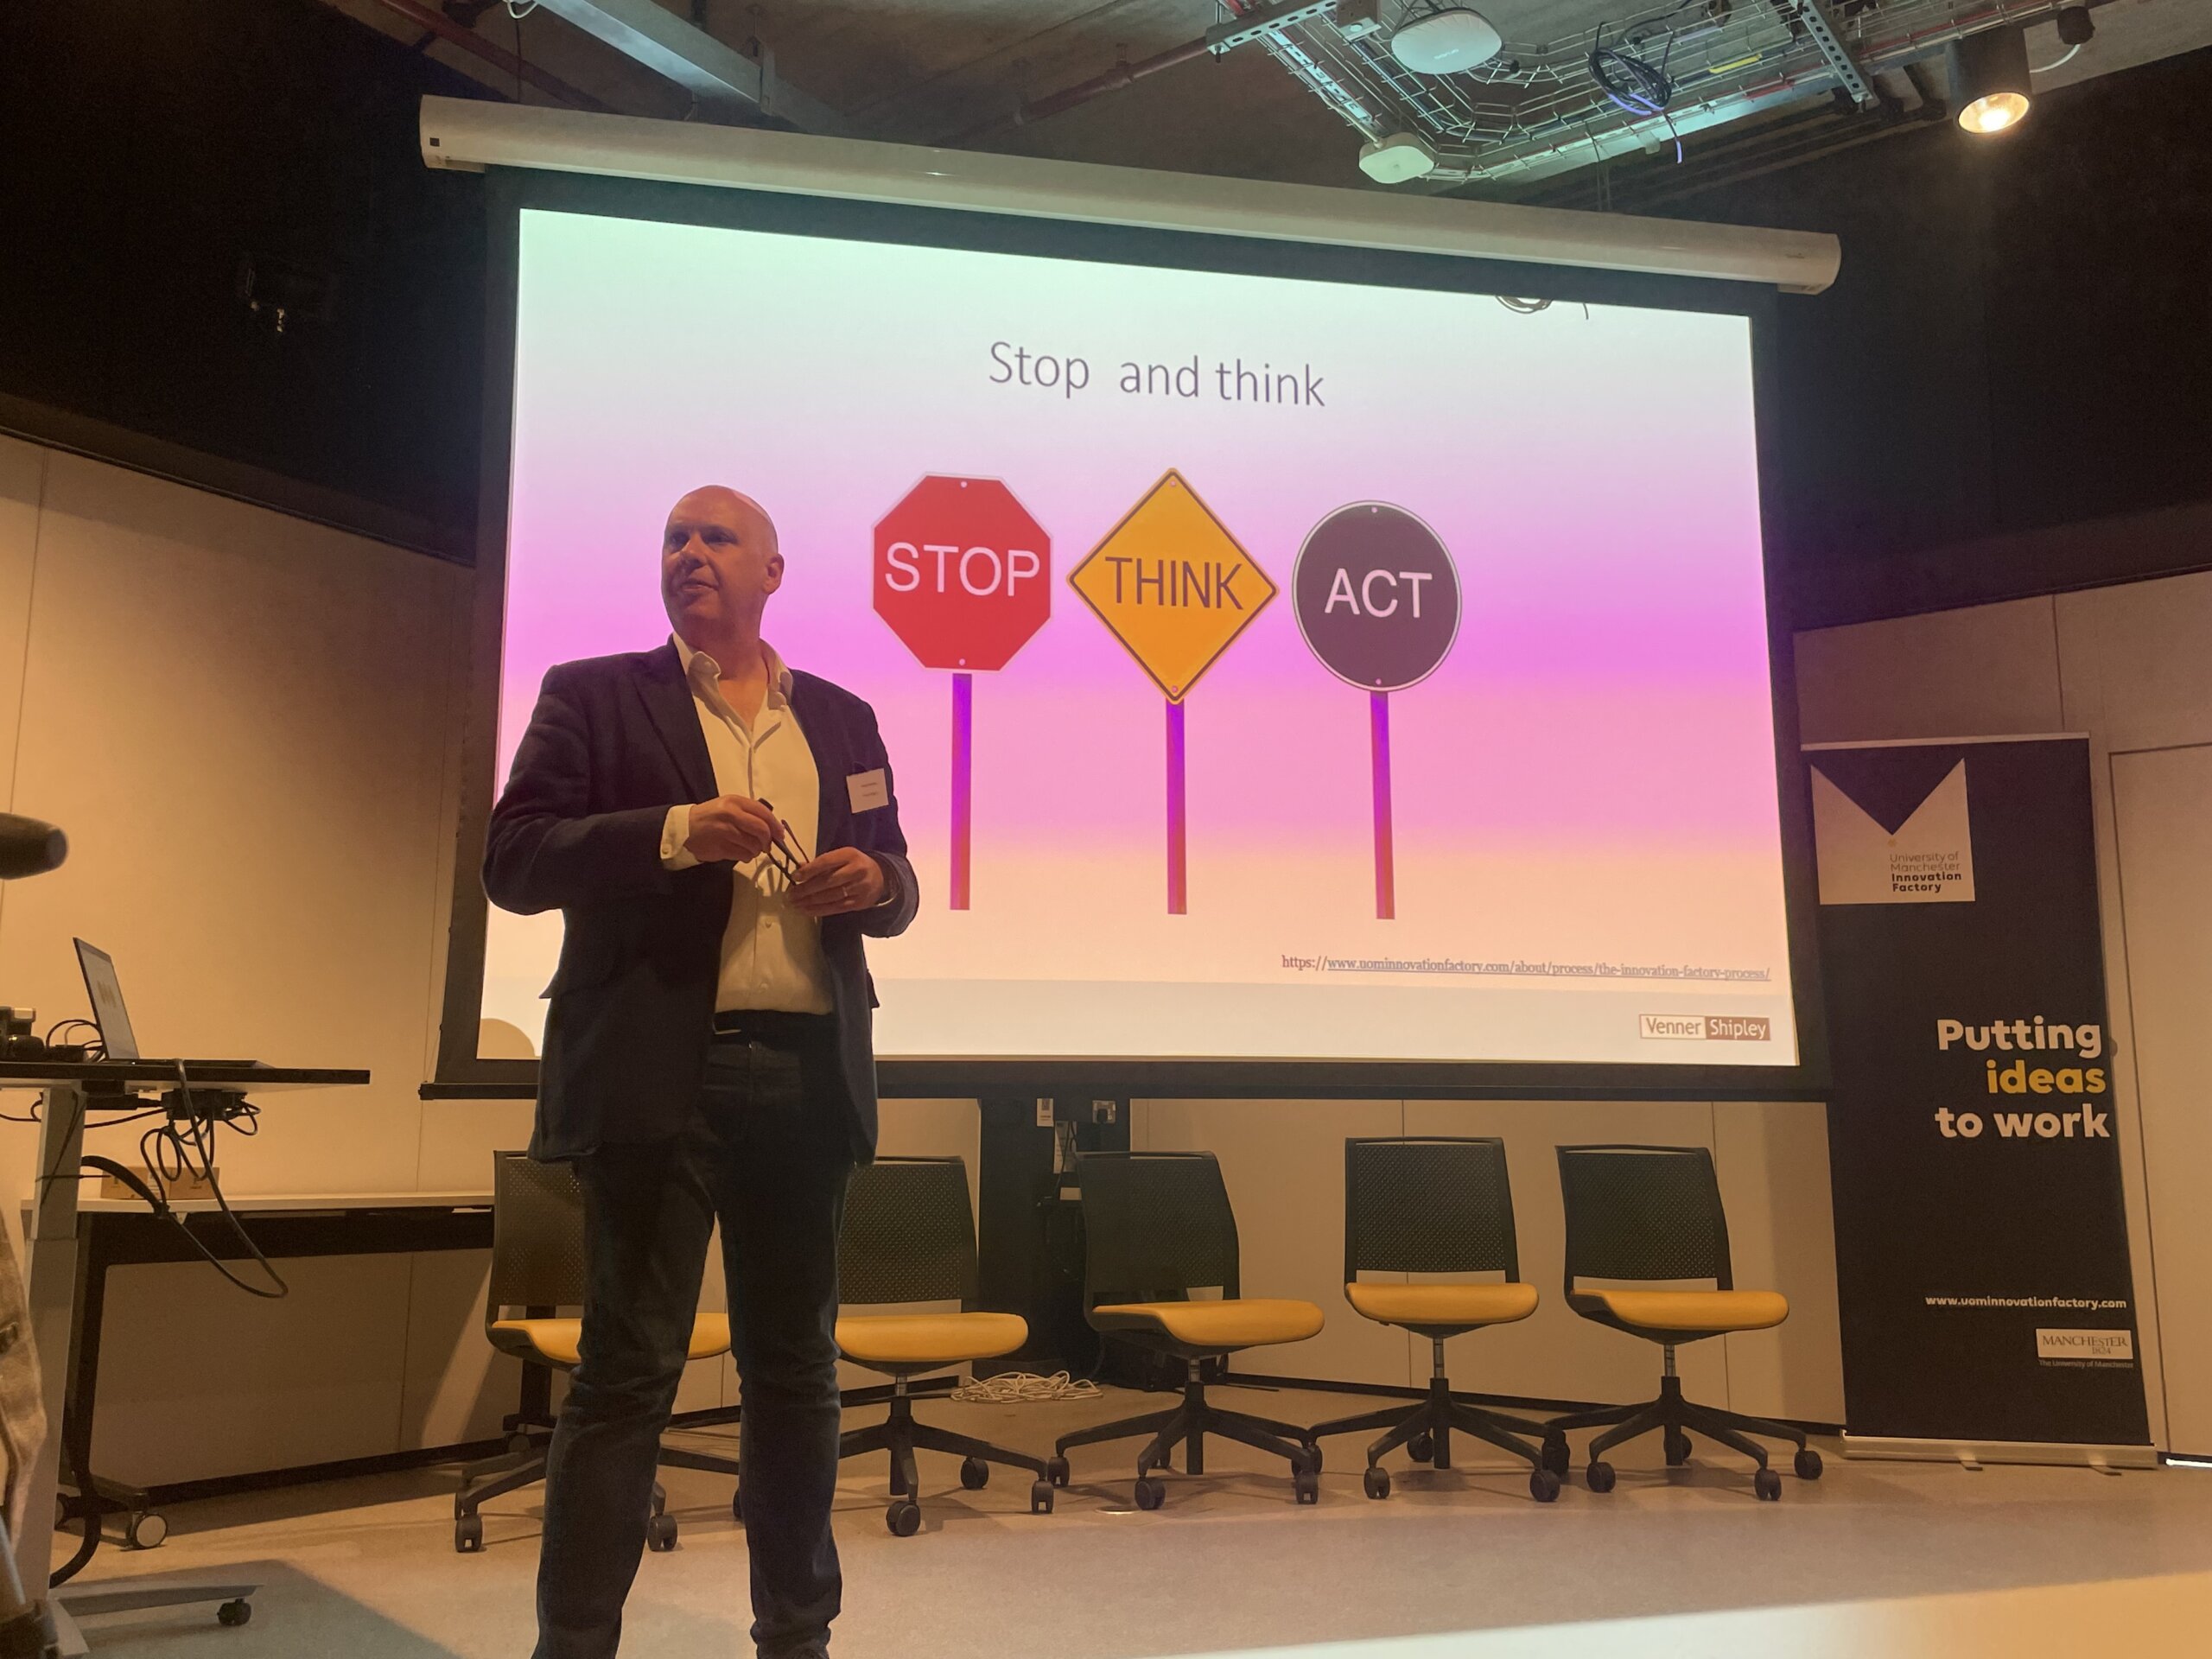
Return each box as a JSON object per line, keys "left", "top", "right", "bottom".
{"left": 658, "top": 636, "right": 835, "bottom": 1015}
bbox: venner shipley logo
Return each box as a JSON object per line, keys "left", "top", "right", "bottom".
{"left": 2037, "top": 1328, "right": 2135, "bottom": 1364}
{"left": 1639, "top": 1014, "right": 1773, "bottom": 1042}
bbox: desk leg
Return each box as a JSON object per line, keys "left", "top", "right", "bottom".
{"left": 22, "top": 1084, "right": 88, "bottom": 1604}
{"left": 21, "top": 1089, "right": 259, "bottom": 1649}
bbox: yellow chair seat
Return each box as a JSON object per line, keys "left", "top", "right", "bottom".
{"left": 1580, "top": 1289, "right": 1789, "bottom": 1333}
{"left": 1346, "top": 1281, "right": 1539, "bottom": 1329}
{"left": 1091, "top": 1298, "right": 1324, "bottom": 1351}
{"left": 491, "top": 1313, "right": 732, "bottom": 1369}
{"left": 836, "top": 1312, "right": 1028, "bottom": 1369}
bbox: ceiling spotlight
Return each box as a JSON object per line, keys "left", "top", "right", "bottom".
{"left": 1949, "top": 25, "right": 2033, "bottom": 136}
{"left": 1357, "top": 131, "right": 1441, "bottom": 183}
{"left": 1391, "top": 7, "right": 1505, "bottom": 75}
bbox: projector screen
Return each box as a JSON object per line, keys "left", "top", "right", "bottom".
{"left": 444, "top": 174, "right": 1820, "bottom": 1096}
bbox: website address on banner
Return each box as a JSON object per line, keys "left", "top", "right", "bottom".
{"left": 1279, "top": 954, "right": 1770, "bottom": 982}
{"left": 1925, "top": 1295, "right": 2130, "bottom": 1310}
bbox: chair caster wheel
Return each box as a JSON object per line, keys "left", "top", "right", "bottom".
{"left": 123, "top": 1510, "right": 168, "bottom": 1549}
{"left": 1030, "top": 1479, "right": 1055, "bottom": 1515}
{"left": 1296, "top": 1446, "right": 1322, "bottom": 1477}
{"left": 646, "top": 1513, "right": 679, "bottom": 1551}
{"left": 1795, "top": 1447, "right": 1824, "bottom": 1480}
{"left": 960, "top": 1455, "right": 990, "bottom": 1491}
{"left": 506, "top": 1432, "right": 534, "bottom": 1456}
{"left": 1046, "top": 1456, "right": 1071, "bottom": 1488}
{"left": 1530, "top": 1468, "right": 1562, "bottom": 1503}
{"left": 886, "top": 1499, "right": 922, "bottom": 1536}
{"left": 1363, "top": 1466, "right": 1391, "bottom": 1500}
{"left": 1755, "top": 1467, "right": 1783, "bottom": 1501}
{"left": 1586, "top": 1459, "right": 1618, "bottom": 1494}
{"left": 731, "top": 1487, "right": 745, "bottom": 1522}
{"left": 1541, "top": 1433, "right": 1571, "bottom": 1477}
{"left": 1407, "top": 1432, "right": 1435, "bottom": 1465}
{"left": 454, "top": 1513, "right": 484, "bottom": 1554}
{"left": 217, "top": 1599, "right": 252, "bottom": 1628}
{"left": 1664, "top": 1429, "right": 1693, "bottom": 1468}
{"left": 1294, "top": 1469, "right": 1319, "bottom": 1505}
{"left": 1133, "top": 1477, "right": 1166, "bottom": 1511}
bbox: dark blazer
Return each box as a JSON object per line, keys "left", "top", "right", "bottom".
{"left": 483, "top": 642, "right": 918, "bottom": 1162}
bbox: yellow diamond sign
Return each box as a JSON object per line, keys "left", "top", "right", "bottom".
{"left": 1070, "top": 470, "right": 1276, "bottom": 701}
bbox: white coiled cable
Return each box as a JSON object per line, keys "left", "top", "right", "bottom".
{"left": 950, "top": 1370, "right": 1102, "bottom": 1405}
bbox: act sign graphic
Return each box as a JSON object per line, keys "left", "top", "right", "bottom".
{"left": 1071, "top": 469, "right": 1274, "bottom": 913}
{"left": 1294, "top": 503, "right": 1461, "bottom": 919}
{"left": 874, "top": 474, "right": 1052, "bottom": 909}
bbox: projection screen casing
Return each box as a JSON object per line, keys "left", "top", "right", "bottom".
{"left": 433, "top": 129, "right": 1828, "bottom": 1103}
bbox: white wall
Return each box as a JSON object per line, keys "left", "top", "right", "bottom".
{"left": 1794, "top": 571, "right": 2212, "bottom": 1453}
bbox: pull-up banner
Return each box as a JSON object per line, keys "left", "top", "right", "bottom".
{"left": 1808, "top": 735, "right": 2151, "bottom": 1460}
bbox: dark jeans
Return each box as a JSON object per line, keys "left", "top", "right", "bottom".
{"left": 534, "top": 1030, "right": 853, "bottom": 1659}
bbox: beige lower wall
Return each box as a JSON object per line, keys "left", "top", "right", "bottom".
{"left": 1133, "top": 1097, "right": 1846, "bottom": 1423}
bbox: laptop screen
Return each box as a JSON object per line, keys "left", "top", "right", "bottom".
{"left": 73, "top": 939, "right": 139, "bottom": 1062}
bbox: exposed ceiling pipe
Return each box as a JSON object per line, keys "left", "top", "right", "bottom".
{"left": 525, "top": 0, "right": 843, "bottom": 131}
{"left": 374, "top": 0, "right": 610, "bottom": 111}
{"left": 951, "top": 36, "right": 1214, "bottom": 146}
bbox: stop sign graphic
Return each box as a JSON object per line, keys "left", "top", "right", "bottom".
{"left": 874, "top": 476, "right": 1052, "bottom": 671}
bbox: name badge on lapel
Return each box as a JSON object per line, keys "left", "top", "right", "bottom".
{"left": 847, "top": 768, "right": 890, "bottom": 812}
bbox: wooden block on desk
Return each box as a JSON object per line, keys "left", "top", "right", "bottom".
{"left": 102, "top": 1166, "right": 218, "bottom": 1203}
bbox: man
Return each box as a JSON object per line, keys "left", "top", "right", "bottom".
{"left": 485, "top": 486, "right": 918, "bottom": 1659}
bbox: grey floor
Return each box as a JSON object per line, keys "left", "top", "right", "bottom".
{"left": 54, "top": 1383, "right": 2212, "bottom": 1657}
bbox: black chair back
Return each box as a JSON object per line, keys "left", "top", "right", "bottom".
{"left": 1344, "top": 1136, "right": 1520, "bottom": 1283}
{"left": 1074, "top": 1151, "right": 1241, "bottom": 1308}
{"left": 486, "top": 1150, "right": 587, "bottom": 1321}
{"left": 1555, "top": 1144, "right": 1734, "bottom": 1294}
{"left": 838, "top": 1156, "right": 980, "bottom": 1307}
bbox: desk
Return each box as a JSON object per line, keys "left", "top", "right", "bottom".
{"left": 0, "top": 1061, "right": 368, "bottom": 1655}
{"left": 51, "top": 1191, "right": 490, "bottom": 1563}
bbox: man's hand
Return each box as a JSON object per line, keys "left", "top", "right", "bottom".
{"left": 786, "top": 847, "right": 888, "bottom": 917}
{"left": 684, "top": 794, "right": 780, "bottom": 863}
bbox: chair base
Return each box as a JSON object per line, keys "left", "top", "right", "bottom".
{"left": 1310, "top": 1376, "right": 1549, "bottom": 1474}
{"left": 453, "top": 1429, "right": 743, "bottom": 1551}
{"left": 1548, "top": 1372, "right": 1814, "bottom": 1496}
{"left": 841, "top": 1383, "right": 1053, "bottom": 1535}
{"left": 1052, "top": 1363, "right": 1319, "bottom": 1504}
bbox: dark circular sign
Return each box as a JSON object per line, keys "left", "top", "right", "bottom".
{"left": 1293, "top": 503, "right": 1461, "bottom": 691}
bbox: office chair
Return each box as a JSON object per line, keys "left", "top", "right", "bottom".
{"left": 1049, "top": 1151, "right": 1325, "bottom": 1509}
{"left": 1546, "top": 1144, "right": 1824, "bottom": 1500}
{"left": 453, "top": 1152, "right": 744, "bottom": 1553}
{"left": 834, "top": 1156, "right": 1055, "bottom": 1536}
{"left": 1307, "top": 1138, "right": 1561, "bottom": 1502}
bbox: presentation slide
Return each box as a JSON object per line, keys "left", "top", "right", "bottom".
{"left": 483, "top": 203, "right": 1797, "bottom": 1069}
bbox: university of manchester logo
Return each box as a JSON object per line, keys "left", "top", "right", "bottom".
{"left": 1810, "top": 755, "right": 1976, "bottom": 906}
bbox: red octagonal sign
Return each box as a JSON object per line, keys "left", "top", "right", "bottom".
{"left": 874, "top": 475, "right": 1052, "bottom": 671}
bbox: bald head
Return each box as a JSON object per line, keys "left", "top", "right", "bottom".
{"left": 670, "top": 486, "right": 778, "bottom": 556}
{"left": 661, "top": 486, "right": 785, "bottom": 649}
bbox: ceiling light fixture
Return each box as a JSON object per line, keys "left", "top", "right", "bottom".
{"left": 1390, "top": 7, "right": 1505, "bottom": 75}
{"left": 1949, "top": 25, "right": 2033, "bottom": 137}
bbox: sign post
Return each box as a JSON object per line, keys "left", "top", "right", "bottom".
{"left": 1293, "top": 503, "right": 1460, "bottom": 918}
{"left": 874, "top": 475, "right": 1052, "bottom": 910}
{"left": 1071, "top": 470, "right": 1274, "bottom": 914}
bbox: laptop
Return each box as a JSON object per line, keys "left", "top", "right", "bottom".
{"left": 73, "top": 939, "right": 254, "bottom": 1069}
